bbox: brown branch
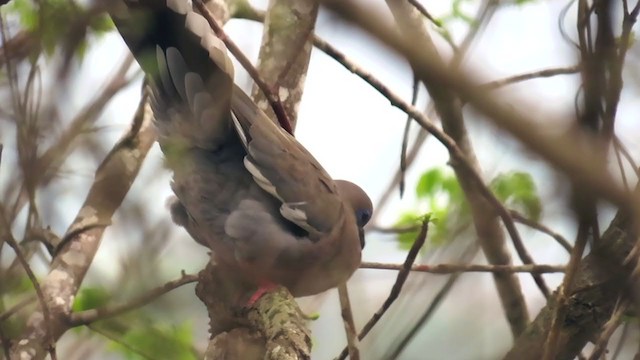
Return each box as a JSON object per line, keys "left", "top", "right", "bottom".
{"left": 361, "top": 262, "right": 565, "bottom": 274}
{"left": 0, "top": 296, "right": 36, "bottom": 323}
{"left": 480, "top": 65, "right": 580, "bottom": 90}
{"left": 250, "top": 0, "right": 318, "bottom": 132}
{"left": 10, "top": 89, "right": 155, "bottom": 360}
{"left": 7, "top": 55, "right": 136, "bottom": 221}
{"left": 337, "top": 283, "right": 359, "bottom": 360}
{"left": 193, "top": 0, "right": 293, "bottom": 135}
{"left": 322, "top": 0, "right": 636, "bottom": 224}
{"left": 400, "top": 75, "right": 420, "bottom": 197}
{"left": 503, "top": 201, "right": 637, "bottom": 360}
{"left": 509, "top": 210, "right": 573, "bottom": 253}
{"left": 197, "top": 263, "right": 311, "bottom": 359}
{"left": 368, "top": 224, "right": 421, "bottom": 234}
{"left": 543, "top": 216, "right": 591, "bottom": 360}
{"left": 586, "top": 299, "right": 628, "bottom": 360}
{"left": 406, "top": 0, "right": 440, "bottom": 25}
{"left": 386, "top": 244, "right": 479, "bottom": 359}
{"left": 0, "top": 213, "right": 57, "bottom": 359}
{"left": 69, "top": 273, "right": 199, "bottom": 326}
{"left": 385, "top": 0, "right": 535, "bottom": 335}
{"left": 337, "top": 218, "right": 429, "bottom": 360}
{"left": 613, "top": 135, "right": 640, "bottom": 180}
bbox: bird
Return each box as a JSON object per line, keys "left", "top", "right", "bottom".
{"left": 109, "top": 0, "right": 373, "bottom": 297}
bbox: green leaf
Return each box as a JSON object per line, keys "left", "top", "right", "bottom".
{"left": 429, "top": 207, "right": 451, "bottom": 245}
{"left": 490, "top": 172, "right": 542, "bottom": 221}
{"left": 110, "top": 322, "right": 197, "bottom": 360}
{"left": 89, "top": 14, "right": 114, "bottom": 34}
{"left": 513, "top": 0, "right": 538, "bottom": 5}
{"left": 394, "top": 211, "right": 423, "bottom": 250}
{"left": 416, "top": 168, "right": 444, "bottom": 199}
{"left": 72, "top": 287, "right": 111, "bottom": 312}
{"left": 395, "top": 167, "right": 470, "bottom": 249}
{"left": 6, "top": 0, "right": 116, "bottom": 59}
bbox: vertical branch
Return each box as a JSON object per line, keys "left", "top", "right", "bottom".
{"left": 10, "top": 91, "right": 155, "bottom": 360}
{"left": 384, "top": 0, "right": 530, "bottom": 336}
{"left": 250, "top": 0, "right": 319, "bottom": 132}
{"left": 338, "top": 283, "right": 360, "bottom": 360}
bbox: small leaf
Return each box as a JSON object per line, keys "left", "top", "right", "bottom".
{"left": 73, "top": 287, "right": 111, "bottom": 312}
{"left": 89, "top": 14, "right": 114, "bottom": 34}
{"left": 394, "top": 211, "right": 423, "bottom": 250}
{"left": 110, "top": 322, "right": 197, "bottom": 360}
{"left": 490, "top": 172, "right": 542, "bottom": 221}
{"left": 416, "top": 168, "right": 444, "bottom": 199}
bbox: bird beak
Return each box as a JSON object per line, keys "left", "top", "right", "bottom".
{"left": 359, "top": 227, "right": 366, "bottom": 249}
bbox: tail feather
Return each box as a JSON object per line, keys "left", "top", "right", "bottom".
{"left": 110, "top": 0, "right": 235, "bottom": 150}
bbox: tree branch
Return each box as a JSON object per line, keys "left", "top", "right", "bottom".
{"left": 250, "top": 0, "right": 318, "bottom": 132}
{"left": 10, "top": 89, "right": 155, "bottom": 360}
{"left": 360, "top": 262, "right": 565, "bottom": 274}
{"left": 385, "top": 0, "right": 532, "bottom": 335}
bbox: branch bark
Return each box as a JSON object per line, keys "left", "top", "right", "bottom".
{"left": 250, "top": 0, "right": 318, "bottom": 131}
{"left": 10, "top": 90, "right": 155, "bottom": 360}
{"left": 197, "top": 263, "right": 311, "bottom": 360}
{"left": 504, "top": 205, "right": 637, "bottom": 360}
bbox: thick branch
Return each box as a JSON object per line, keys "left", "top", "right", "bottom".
{"left": 504, "top": 206, "right": 636, "bottom": 360}
{"left": 197, "top": 263, "right": 311, "bottom": 360}
{"left": 250, "top": 0, "right": 318, "bottom": 131}
{"left": 10, "top": 92, "right": 155, "bottom": 360}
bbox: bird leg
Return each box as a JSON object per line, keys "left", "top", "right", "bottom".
{"left": 246, "top": 281, "right": 279, "bottom": 307}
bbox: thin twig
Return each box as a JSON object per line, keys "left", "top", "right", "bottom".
{"left": 543, "top": 219, "right": 590, "bottom": 360}
{"left": 361, "top": 262, "right": 565, "bottom": 274}
{"left": 69, "top": 273, "right": 199, "bottom": 326}
{"left": 324, "top": 0, "right": 634, "bottom": 212}
{"left": 11, "top": 87, "right": 155, "bottom": 359}
{"left": 337, "top": 218, "right": 430, "bottom": 360}
{"left": 88, "top": 324, "right": 155, "bottom": 360}
{"left": 400, "top": 75, "right": 420, "bottom": 197}
{"left": 0, "top": 211, "right": 57, "bottom": 359}
{"left": 337, "top": 283, "right": 359, "bottom": 360}
{"left": 8, "top": 55, "right": 136, "bottom": 221}
{"left": 193, "top": 0, "right": 293, "bottom": 135}
{"left": 587, "top": 298, "right": 628, "bottom": 360}
{"left": 0, "top": 296, "right": 36, "bottom": 322}
{"left": 388, "top": 243, "right": 479, "bottom": 359}
{"left": 613, "top": 138, "right": 629, "bottom": 190}
{"left": 613, "top": 135, "right": 640, "bottom": 180}
{"left": 509, "top": 210, "right": 572, "bottom": 253}
{"left": 611, "top": 321, "right": 630, "bottom": 360}
{"left": 368, "top": 224, "right": 421, "bottom": 234}
{"left": 480, "top": 65, "right": 580, "bottom": 90}
{"left": 406, "top": 0, "right": 440, "bottom": 25}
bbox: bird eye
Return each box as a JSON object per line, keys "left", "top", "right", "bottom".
{"left": 356, "top": 208, "right": 372, "bottom": 227}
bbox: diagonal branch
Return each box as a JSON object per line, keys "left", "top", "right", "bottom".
{"left": 337, "top": 218, "right": 429, "bottom": 359}
{"left": 385, "top": 0, "right": 533, "bottom": 335}
{"left": 69, "top": 273, "right": 199, "bottom": 326}
{"left": 193, "top": 0, "right": 294, "bottom": 134}
{"left": 10, "top": 89, "right": 155, "bottom": 360}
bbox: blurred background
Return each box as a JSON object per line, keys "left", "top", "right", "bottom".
{"left": 1, "top": 0, "right": 639, "bottom": 359}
